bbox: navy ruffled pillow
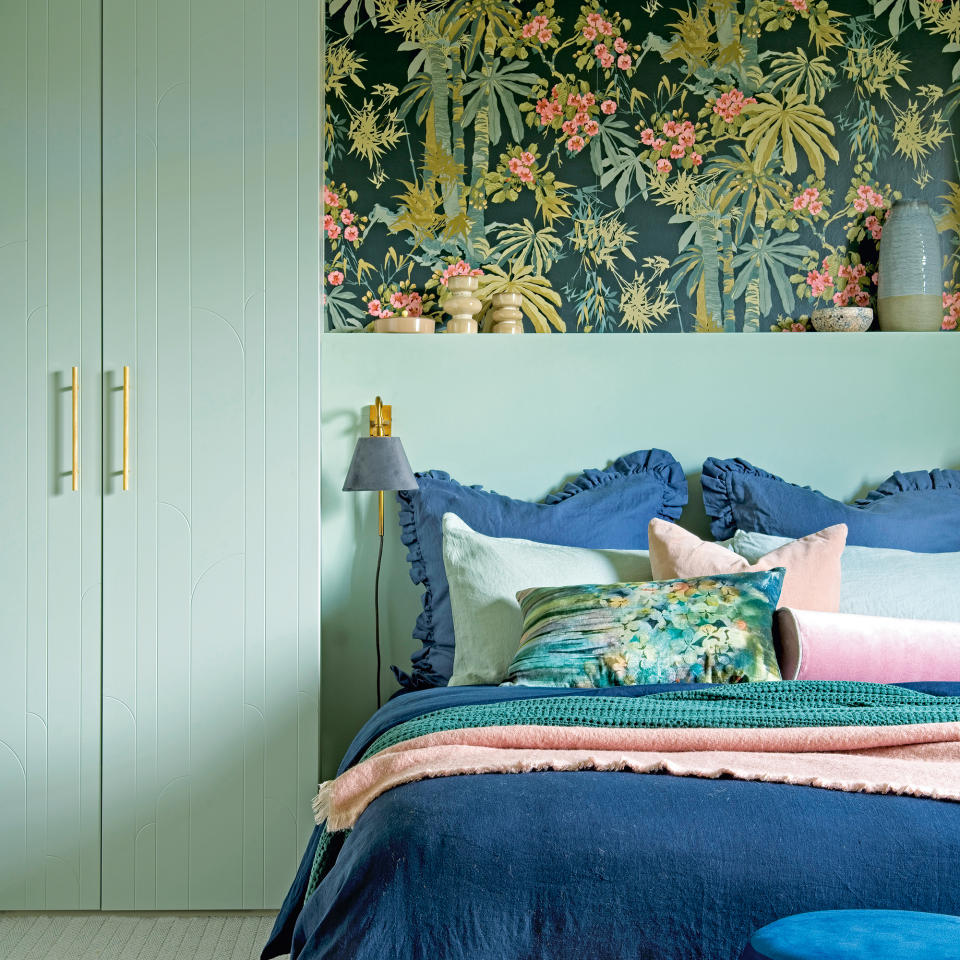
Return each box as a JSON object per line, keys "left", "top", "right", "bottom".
{"left": 394, "top": 449, "right": 687, "bottom": 691}
{"left": 703, "top": 458, "right": 960, "bottom": 552}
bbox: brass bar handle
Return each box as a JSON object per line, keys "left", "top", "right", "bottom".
{"left": 122, "top": 365, "right": 130, "bottom": 491}
{"left": 72, "top": 366, "right": 79, "bottom": 491}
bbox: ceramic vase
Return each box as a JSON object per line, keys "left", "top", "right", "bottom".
{"left": 444, "top": 276, "right": 482, "bottom": 334}
{"left": 489, "top": 292, "right": 523, "bottom": 334}
{"left": 877, "top": 200, "right": 942, "bottom": 331}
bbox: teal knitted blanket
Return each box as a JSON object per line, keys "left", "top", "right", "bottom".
{"left": 305, "top": 682, "right": 960, "bottom": 899}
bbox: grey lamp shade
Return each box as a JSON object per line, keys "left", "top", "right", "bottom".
{"left": 342, "top": 436, "right": 419, "bottom": 492}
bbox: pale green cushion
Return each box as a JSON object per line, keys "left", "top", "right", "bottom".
{"left": 442, "top": 513, "right": 653, "bottom": 686}
{"left": 731, "top": 530, "right": 960, "bottom": 621}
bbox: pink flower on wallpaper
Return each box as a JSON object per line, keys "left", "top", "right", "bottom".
{"left": 855, "top": 291, "right": 870, "bottom": 306}
{"left": 562, "top": 119, "right": 579, "bottom": 136}
{"left": 574, "top": 110, "right": 590, "bottom": 125}
{"left": 390, "top": 292, "right": 407, "bottom": 309}
{"left": 944, "top": 317, "right": 958, "bottom": 330}
{"left": 663, "top": 120, "right": 678, "bottom": 138}
{"left": 594, "top": 42, "right": 607, "bottom": 57}
{"left": 853, "top": 197, "right": 868, "bottom": 213}
{"left": 582, "top": 25, "right": 597, "bottom": 40}
{"left": 614, "top": 37, "right": 627, "bottom": 53}
{"left": 617, "top": 54, "right": 631, "bottom": 69}
{"left": 323, "top": 213, "right": 335, "bottom": 229}
{"left": 367, "top": 299, "right": 382, "bottom": 315}
{"left": 600, "top": 53, "right": 614, "bottom": 68}
{"left": 678, "top": 130, "right": 696, "bottom": 147}
{"left": 344, "top": 225, "right": 359, "bottom": 242}
{"left": 582, "top": 92, "right": 596, "bottom": 107}
{"left": 567, "top": 135, "right": 586, "bottom": 153}
{"left": 601, "top": 99, "right": 617, "bottom": 114}
{"left": 833, "top": 290, "right": 849, "bottom": 306}
{"left": 508, "top": 157, "right": 524, "bottom": 174}
{"left": 807, "top": 269, "right": 833, "bottom": 297}
{"left": 327, "top": 223, "right": 341, "bottom": 240}
{"left": 520, "top": 151, "right": 535, "bottom": 165}
{"left": 584, "top": 119, "right": 600, "bottom": 136}
{"left": 640, "top": 128, "right": 655, "bottom": 145}
{"left": 656, "top": 158, "right": 671, "bottom": 173}
{"left": 518, "top": 167, "right": 534, "bottom": 183}
{"left": 872, "top": 272, "right": 880, "bottom": 285}
{"left": 340, "top": 208, "right": 354, "bottom": 224}
{"left": 791, "top": 323, "right": 806, "bottom": 332}
{"left": 327, "top": 270, "right": 344, "bottom": 286}
{"left": 793, "top": 196, "right": 806, "bottom": 211}
{"left": 670, "top": 143, "right": 685, "bottom": 159}
{"left": 522, "top": 22, "right": 537, "bottom": 38}
{"left": 653, "top": 138, "right": 666, "bottom": 150}
{"left": 586, "top": 12, "right": 602, "bottom": 27}
{"left": 808, "top": 200, "right": 823, "bottom": 215}
{"left": 323, "top": 187, "right": 339, "bottom": 207}
{"left": 599, "top": 20, "right": 613, "bottom": 36}
{"left": 690, "top": 152, "right": 702, "bottom": 166}
{"left": 538, "top": 28, "right": 552, "bottom": 42}
{"left": 789, "top": 0, "right": 807, "bottom": 11}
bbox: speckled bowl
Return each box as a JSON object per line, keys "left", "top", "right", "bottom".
{"left": 810, "top": 306, "right": 873, "bottom": 332}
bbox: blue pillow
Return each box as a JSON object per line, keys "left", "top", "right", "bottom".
{"left": 702, "top": 457, "right": 960, "bottom": 552}
{"left": 394, "top": 450, "right": 687, "bottom": 691}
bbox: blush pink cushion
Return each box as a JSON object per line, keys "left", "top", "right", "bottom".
{"left": 648, "top": 518, "right": 846, "bottom": 612}
{"left": 776, "top": 608, "right": 960, "bottom": 682}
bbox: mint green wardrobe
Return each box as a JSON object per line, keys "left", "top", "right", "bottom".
{"left": 1, "top": 0, "right": 319, "bottom": 910}
{"left": 0, "top": 0, "right": 103, "bottom": 910}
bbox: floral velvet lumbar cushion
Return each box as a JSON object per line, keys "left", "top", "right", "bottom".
{"left": 502, "top": 569, "right": 784, "bottom": 688}
{"left": 647, "top": 518, "right": 846, "bottom": 613}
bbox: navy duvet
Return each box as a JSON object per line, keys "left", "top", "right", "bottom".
{"left": 264, "top": 683, "right": 960, "bottom": 960}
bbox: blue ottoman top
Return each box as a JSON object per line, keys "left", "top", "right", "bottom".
{"left": 743, "top": 910, "right": 960, "bottom": 960}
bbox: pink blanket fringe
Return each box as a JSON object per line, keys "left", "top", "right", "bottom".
{"left": 314, "top": 723, "right": 960, "bottom": 831}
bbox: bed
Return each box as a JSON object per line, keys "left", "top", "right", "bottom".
{"left": 265, "top": 451, "right": 960, "bottom": 959}
{"left": 264, "top": 680, "right": 960, "bottom": 960}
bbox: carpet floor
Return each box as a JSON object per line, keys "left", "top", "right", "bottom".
{"left": 0, "top": 912, "right": 277, "bottom": 960}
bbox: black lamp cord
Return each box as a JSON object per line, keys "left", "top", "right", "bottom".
{"left": 374, "top": 532, "right": 384, "bottom": 709}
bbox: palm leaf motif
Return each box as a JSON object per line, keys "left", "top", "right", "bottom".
{"left": 477, "top": 263, "right": 565, "bottom": 332}
{"left": 765, "top": 47, "right": 837, "bottom": 103}
{"left": 440, "top": 0, "right": 521, "bottom": 69}
{"left": 461, "top": 58, "right": 539, "bottom": 145}
{"left": 740, "top": 92, "right": 840, "bottom": 178}
{"left": 327, "top": 0, "right": 377, "bottom": 36}
{"left": 732, "top": 229, "right": 811, "bottom": 327}
{"left": 600, "top": 148, "right": 649, "bottom": 208}
{"left": 872, "top": 0, "right": 923, "bottom": 38}
{"left": 493, "top": 220, "right": 563, "bottom": 274}
{"left": 707, "top": 146, "right": 789, "bottom": 232}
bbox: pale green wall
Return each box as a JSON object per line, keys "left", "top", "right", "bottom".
{"left": 320, "top": 332, "right": 960, "bottom": 776}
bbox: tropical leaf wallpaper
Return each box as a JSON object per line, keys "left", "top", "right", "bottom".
{"left": 322, "top": 0, "right": 960, "bottom": 333}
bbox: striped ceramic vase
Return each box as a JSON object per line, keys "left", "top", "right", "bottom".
{"left": 877, "top": 200, "right": 943, "bottom": 331}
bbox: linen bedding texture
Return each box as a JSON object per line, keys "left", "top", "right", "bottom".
{"left": 394, "top": 448, "right": 687, "bottom": 690}
{"left": 502, "top": 570, "right": 784, "bottom": 687}
{"left": 730, "top": 529, "right": 960, "bottom": 622}
{"left": 702, "top": 458, "right": 960, "bottom": 550}
{"left": 647, "top": 517, "right": 846, "bottom": 611}
{"left": 264, "top": 681, "right": 960, "bottom": 960}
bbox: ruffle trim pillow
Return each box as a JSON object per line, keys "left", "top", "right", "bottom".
{"left": 394, "top": 449, "right": 687, "bottom": 691}
{"left": 702, "top": 458, "right": 960, "bottom": 552}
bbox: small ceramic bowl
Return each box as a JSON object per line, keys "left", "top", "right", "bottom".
{"left": 374, "top": 315, "right": 436, "bottom": 334}
{"left": 810, "top": 306, "right": 873, "bottom": 332}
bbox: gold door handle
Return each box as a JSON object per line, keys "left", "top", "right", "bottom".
{"left": 72, "top": 366, "right": 79, "bottom": 491}
{"left": 122, "top": 365, "right": 130, "bottom": 491}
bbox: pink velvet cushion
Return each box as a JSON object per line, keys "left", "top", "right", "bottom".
{"left": 648, "top": 518, "right": 846, "bottom": 612}
{"left": 776, "top": 608, "right": 960, "bottom": 682}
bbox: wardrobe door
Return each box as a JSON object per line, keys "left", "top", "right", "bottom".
{"left": 100, "top": 0, "right": 320, "bottom": 908}
{"left": 0, "top": 0, "right": 102, "bottom": 909}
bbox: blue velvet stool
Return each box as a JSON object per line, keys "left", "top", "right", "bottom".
{"left": 741, "top": 910, "right": 960, "bottom": 960}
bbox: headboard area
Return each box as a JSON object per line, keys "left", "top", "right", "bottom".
{"left": 319, "top": 333, "right": 960, "bottom": 775}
